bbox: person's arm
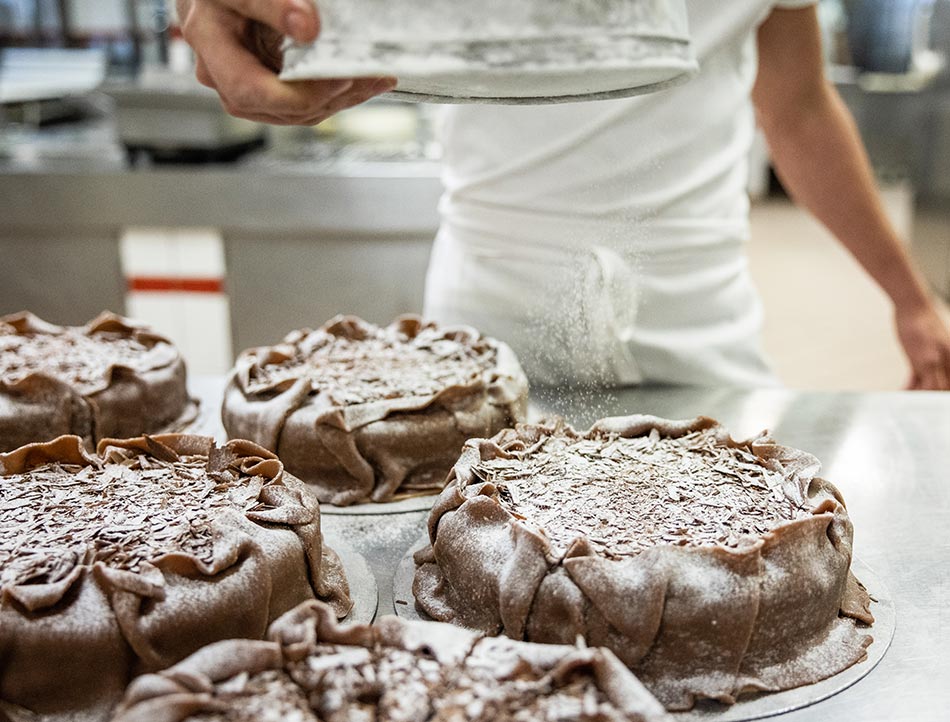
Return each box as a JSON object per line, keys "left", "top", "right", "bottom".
{"left": 176, "top": 0, "right": 395, "bottom": 125}
{"left": 752, "top": 5, "right": 950, "bottom": 390}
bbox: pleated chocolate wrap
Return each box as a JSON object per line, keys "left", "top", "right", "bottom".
{"left": 0, "top": 434, "right": 351, "bottom": 722}
{"left": 112, "top": 600, "right": 672, "bottom": 722}
{"left": 0, "top": 312, "right": 197, "bottom": 453}
{"left": 413, "top": 415, "right": 875, "bottom": 710}
{"left": 222, "top": 315, "right": 529, "bottom": 506}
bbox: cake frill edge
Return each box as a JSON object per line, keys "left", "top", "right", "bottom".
{"left": 412, "top": 414, "right": 874, "bottom": 711}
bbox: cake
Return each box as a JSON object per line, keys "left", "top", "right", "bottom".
{"left": 112, "top": 600, "right": 673, "bottom": 722}
{"left": 0, "top": 434, "right": 351, "bottom": 722}
{"left": 221, "top": 315, "right": 529, "bottom": 506}
{"left": 413, "top": 415, "right": 875, "bottom": 710}
{"left": 0, "top": 311, "right": 196, "bottom": 453}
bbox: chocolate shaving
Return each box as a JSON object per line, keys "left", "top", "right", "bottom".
{"left": 0, "top": 450, "right": 277, "bottom": 591}
{"left": 483, "top": 427, "right": 807, "bottom": 559}
{"left": 144, "top": 436, "right": 181, "bottom": 463}
{"left": 208, "top": 445, "right": 241, "bottom": 474}
{"left": 0, "top": 325, "right": 153, "bottom": 394}
{"left": 248, "top": 323, "right": 497, "bottom": 406}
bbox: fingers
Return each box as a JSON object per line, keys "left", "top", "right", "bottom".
{"left": 182, "top": 0, "right": 396, "bottom": 125}
{"left": 908, "top": 351, "right": 950, "bottom": 391}
{"left": 213, "top": 0, "right": 319, "bottom": 43}
{"left": 192, "top": 13, "right": 354, "bottom": 123}
{"left": 195, "top": 57, "right": 215, "bottom": 88}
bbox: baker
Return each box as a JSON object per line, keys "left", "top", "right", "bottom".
{"left": 176, "top": 0, "right": 950, "bottom": 390}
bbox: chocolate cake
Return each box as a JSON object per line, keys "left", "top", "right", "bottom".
{"left": 413, "top": 415, "right": 875, "bottom": 710}
{"left": 112, "top": 600, "right": 672, "bottom": 722}
{"left": 0, "top": 311, "right": 196, "bottom": 453}
{"left": 222, "top": 315, "right": 529, "bottom": 506}
{"left": 0, "top": 434, "right": 351, "bottom": 722}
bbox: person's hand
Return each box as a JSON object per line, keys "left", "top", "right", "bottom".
{"left": 176, "top": 0, "right": 396, "bottom": 125}
{"left": 895, "top": 301, "right": 950, "bottom": 390}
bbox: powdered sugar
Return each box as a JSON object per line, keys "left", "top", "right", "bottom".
{"left": 0, "top": 450, "right": 267, "bottom": 590}
{"left": 479, "top": 427, "right": 806, "bottom": 558}
{"left": 248, "top": 323, "right": 496, "bottom": 406}
{"left": 0, "top": 326, "right": 153, "bottom": 393}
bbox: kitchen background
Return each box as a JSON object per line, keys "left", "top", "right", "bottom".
{"left": 1, "top": 0, "right": 949, "bottom": 389}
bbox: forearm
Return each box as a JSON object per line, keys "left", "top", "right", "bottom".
{"left": 759, "top": 83, "right": 933, "bottom": 313}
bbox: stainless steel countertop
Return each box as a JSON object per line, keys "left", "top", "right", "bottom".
{"left": 0, "top": 163, "right": 442, "bottom": 235}
{"left": 0, "top": 104, "right": 443, "bottom": 236}
{"left": 191, "top": 378, "right": 950, "bottom": 721}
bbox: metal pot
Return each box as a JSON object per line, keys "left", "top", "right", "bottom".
{"left": 281, "top": 0, "right": 696, "bottom": 103}
{"left": 846, "top": 0, "right": 936, "bottom": 74}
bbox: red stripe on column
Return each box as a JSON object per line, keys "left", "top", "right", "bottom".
{"left": 128, "top": 277, "right": 224, "bottom": 293}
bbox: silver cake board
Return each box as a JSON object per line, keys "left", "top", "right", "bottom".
{"left": 322, "top": 493, "right": 438, "bottom": 516}
{"left": 326, "top": 538, "right": 378, "bottom": 624}
{"left": 393, "top": 537, "right": 894, "bottom": 722}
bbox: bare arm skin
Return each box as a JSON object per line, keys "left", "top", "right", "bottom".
{"left": 753, "top": 6, "right": 950, "bottom": 390}
{"left": 175, "top": 0, "right": 396, "bottom": 125}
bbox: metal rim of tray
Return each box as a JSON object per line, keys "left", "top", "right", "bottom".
{"left": 325, "top": 537, "right": 378, "bottom": 624}
{"left": 322, "top": 493, "right": 438, "bottom": 515}
{"left": 393, "top": 535, "right": 894, "bottom": 721}
{"left": 383, "top": 69, "right": 694, "bottom": 105}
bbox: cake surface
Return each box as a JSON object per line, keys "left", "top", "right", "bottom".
{"left": 222, "top": 315, "right": 528, "bottom": 506}
{"left": 0, "top": 311, "right": 196, "bottom": 452}
{"left": 0, "top": 434, "right": 351, "bottom": 722}
{"left": 112, "top": 600, "right": 672, "bottom": 722}
{"left": 413, "top": 415, "right": 875, "bottom": 710}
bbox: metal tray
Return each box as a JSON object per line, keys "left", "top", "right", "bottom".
{"left": 393, "top": 537, "right": 894, "bottom": 721}
{"left": 322, "top": 493, "right": 438, "bottom": 515}
{"left": 325, "top": 537, "right": 379, "bottom": 624}
{"left": 280, "top": 0, "right": 696, "bottom": 103}
{"left": 282, "top": 35, "right": 696, "bottom": 104}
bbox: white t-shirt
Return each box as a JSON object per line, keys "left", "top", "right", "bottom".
{"left": 424, "top": 0, "right": 817, "bottom": 388}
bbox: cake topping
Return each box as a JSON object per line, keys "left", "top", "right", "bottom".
{"left": 0, "top": 326, "right": 154, "bottom": 393}
{"left": 286, "top": 643, "right": 445, "bottom": 722}
{"left": 145, "top": 630, "right": 657, "bottom": 722}
{"left": 185, "top": 669, "right": 315, "bottom": 722}
{"left": 479, "top": 427, "right": 808, "bottom": 558}
{"left": 0, "top": 448, "right": 270, "bottom": 591}
{"left": 248, "top": 323, "right": 497, "bottom": 405}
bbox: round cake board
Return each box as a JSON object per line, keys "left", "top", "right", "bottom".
{"left": 382, "top": 73, "right": 690, "bottom": 105}
{"left": 322, "top": 493, "right": 437, "bottom": 516}
{"left": 327, "top": 540, "right": 378, "bottom": 624}
{"left": 393, "top": 537, "right": 894, "bottom": 721}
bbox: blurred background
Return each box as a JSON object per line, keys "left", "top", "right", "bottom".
{"left": 1, "top": 0, "right": 949, "bottom": 388}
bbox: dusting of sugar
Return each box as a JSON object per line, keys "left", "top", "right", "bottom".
{"left": 188, "top": 669, "right": 317, "bottom": 722}
{"left": 0, "top": 326, "right": 152, "bottom": 393}
{"left": 178, "top": 620, "right": 661, "bottom": 722}
{"left": 0, "top": 453, "right": 269, "bottom": 590}
{"left": 478, "top": 426, "right": 806, "bottom": 558}
{"left": 513, "top": 214, "right": 649, "bottom": 418}
{"left": 249, "top": 323, "right": 495, "bottom": 406}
